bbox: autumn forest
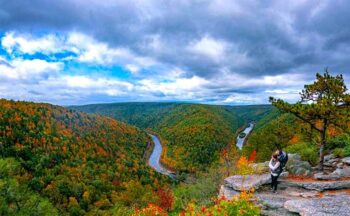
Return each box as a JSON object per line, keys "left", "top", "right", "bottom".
{"left": 1, "top": 72, "right": 350, "bottom": 215}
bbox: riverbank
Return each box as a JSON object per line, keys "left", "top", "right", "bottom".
{"left": 148, "top": 133, "right": 176, "bottom": 178}
{"left": 236, "top": 122, "right": 255, "bottom": 149}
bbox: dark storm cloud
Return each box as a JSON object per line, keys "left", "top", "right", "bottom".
{"left": 1, "top": 0, "right": 350, "bottom": 79}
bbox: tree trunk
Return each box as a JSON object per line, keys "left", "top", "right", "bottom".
{"left": 318, "top": 125, "right": 327, "bottom": 172}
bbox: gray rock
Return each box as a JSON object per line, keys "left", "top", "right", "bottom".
{"left": 280, "top": 171, "right": 289, "bottom": 178}
{"left": 288, "top": 153, "right": 301, "bottom": 161}
{"left": 314, "top": 172, "right": 341, "bottom": 180}
{"left": 342, "top": 157, "right": 350, "bottom": 165}
{"left": 328, "top": 158, "right": 339, "bottom": 164}
{"left": 324, "top": 154, "right": 335, "bottom": 162}
{"left": 256, "top": 193, "right": 289, "bottom": 209}
{"left": 337, "top": 162, "right": 344, "bottom": 169}
{"left": 281, "top": 179, "right": 350, "bottom": 191}
{"left": 224, "top": 173, "right": 271, "bottom": 191}
{"left": 315, "top": 166, "right": 350, "bottom": 180}
{"left": 284, "top": 194, "right": 350, "bottom": 216}
{"left": 224, "top": 172, "right": 289, "bottom": 191}
{"left": 333, "top": 166, "right": 350, "bottom": 178}
{"left": 218, "top": 185, "right": 239, "bottom": 200}
{"left": 323, "top": 162, "right": 333, "bottom": 167}
{"left": 287, "top": 161, "right": 312, "bottom": 176}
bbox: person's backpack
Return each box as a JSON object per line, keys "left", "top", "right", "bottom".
{"left": 278, "top": 151, "right": 288, "bottom": 168}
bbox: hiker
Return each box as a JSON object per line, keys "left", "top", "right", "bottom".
{"left": 277, "top": 149, "right": 288, "bottom": 170}
{"left": 269, "top": 152, "right": 281, "bottom": 193}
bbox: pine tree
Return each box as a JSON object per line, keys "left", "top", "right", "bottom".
{"left": 269, "top": 70, "right": 350, "bottom": 170}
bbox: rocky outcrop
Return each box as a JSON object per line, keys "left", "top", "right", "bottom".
{"left": 219, "top": 154, "right": 350, "bottom": 215}
{"left": 281, "top": 179, "right": 350, "bottom": 191}
{"left": 285, "top": 154, "right": 312, "bottom": 176}
{"left": 224, "top": 172, "right": 289, "bottom": 192}
{"left": 342, "top": 157, "right": 350, "bottom": 165}
{"left": 314, "top": 172, "right": 340, "bottom": 180}
{"left": 218, "top": 185, "right": 239, "bottom": 198}
{"left": 284, "top": 194, "right": 350, "bottom": 216}
{"left": 224, "top": 173, "right": 271, "bottom": 191}
{"left": 313, "top": 154, "right": 350, "bottom": 180}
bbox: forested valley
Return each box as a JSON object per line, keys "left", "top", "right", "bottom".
{"left": 2, "top": 72, "right": 350, "bottom": 215}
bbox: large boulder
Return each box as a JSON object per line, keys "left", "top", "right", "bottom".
{"left": 224, "top": 172, "right": 289, "bottom": 191}
{"left": 333, "top": 166, "right": 350, "bottom": 178}
{"left": 224, "top": 173, "right": 271, "bottom": 191}
{"left": 285, "top": 154, "right": 312, "bottom": 176}
{"left": 314, "top": 165, "right": 350, "bottom": 180}
{"left": 218, "top": 185, "right": 239, "bottom": 200}
{"left": 284, "top": 194, "right": 350, "bottom": 216}
{"left": 324, "top": 154, "right": 335, "bottom": 162}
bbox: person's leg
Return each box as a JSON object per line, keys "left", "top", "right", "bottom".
{"left": 271, "top": 175, "right": 278, "bottom": 191}
{"left": 274, "top": 175, "right": 279, "bottom": 191}
{"left": 270, "top": 174, "right": 274, "bottom": 190}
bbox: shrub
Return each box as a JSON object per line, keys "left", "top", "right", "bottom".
{"left": 132, "top": 204, "right": 167, "bottom": 216}
{"left": 344, "top": 145, "right": 350, "bottom": 157}
{"left": 333, "top": 148, "right": 345, "bottom": 158}
{"left": 173, "top": 177, "right": 217, "bottom": 213}
{"left": 327, "top": 134, "right": 350, "bottom": 150}
{"left": 235, "top": 156, "right": 255, "bottom": 175}
{"left": 285, "top": 142, "right": 318, "bottom": 165}
{"left": 180, "top": 191, "right": 260, "bottom": 216}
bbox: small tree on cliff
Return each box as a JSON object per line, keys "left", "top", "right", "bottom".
{"left": 269, "top": 70, "right": 350, "bottom": 170}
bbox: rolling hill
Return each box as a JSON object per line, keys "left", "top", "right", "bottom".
{"left": 72, "top": 103, "right": 244, "bottom": 172}
{"left": 0, "top": 99, "right": 168, "bottom": 215}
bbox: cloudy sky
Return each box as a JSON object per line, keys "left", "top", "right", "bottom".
{"left": 0, "top": 0, "right": 349, "bottom": 105}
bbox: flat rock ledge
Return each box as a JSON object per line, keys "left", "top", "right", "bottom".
{"left": 224, "top": 172, "right": 289, "bottom": 191}
{"left": 220, "top": 173, "right": 350, "bottom": 215}
{"left": 284, "top": 194, "right": 350, "bottom": 216}
{"left": 280, "top": 179, "right": 350, "bottom": 191}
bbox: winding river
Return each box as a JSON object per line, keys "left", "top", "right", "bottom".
{"left": 148, "top": 134, "right": 175, "bottom": 177}
{"left": 236, "top": 123, "right": 255, "bottom": 149}
{"left": 148, "top": 123, "right": 255, "bottom": 176}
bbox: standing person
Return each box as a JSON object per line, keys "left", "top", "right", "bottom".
{"left": 269, "top": 152, "right": 281, "bottom": 193}
{"left": 277, "top": 149, "right": 288, "bottom": 171}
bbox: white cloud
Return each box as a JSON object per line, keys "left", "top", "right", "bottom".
{"left": 63, "top": 75, "right": 134, "bottom": 91}
{"left": 125, "top": 64, "right": 140, "bottom": 74}
{"left": 1, "top": 32, "right": 66, "bottom": 54}
{"left": 223, "top": 94, "right": 262, "bottom": 104}
{"left": 138, "top": 75, "right": 209, "bottom": 98}
{"left": 67, "top": 32, "right": 156, "bottom": 70}
{"left": 0, "top": 30, "right": 315, "bottom": 105}
{"left": 265, "top": 89, "right": 299, "bottom": 94}
{"left": 0, "top": 58, "right": 62, "bottom": 79}
{"left": 0, "top": 31, "right": 158, "bottom": 76}
{"left": 188, "top": 36, "right": 253, "bottom": 67}
{"left": 188, "top": 36, "right": 227, "bottom": 62}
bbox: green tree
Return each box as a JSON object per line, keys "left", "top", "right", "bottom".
{"left": 269, "top": 70, "right": 350, "bottom": 170}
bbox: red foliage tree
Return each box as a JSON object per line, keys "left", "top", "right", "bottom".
{"left": 155, "top": 186, "right": 174, "bottom": 211}
{"left": 248, "top": 149, "right": 257, "bottom": 162}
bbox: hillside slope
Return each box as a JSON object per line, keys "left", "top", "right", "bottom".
{"left": 72, "top": 103, "right": 243, "bottom": 172}
{"left": 227, "top": 104, "right": 274, "bottom": 125}
{"left": 0, "top": 99, "right": 167, "bottom": 215}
